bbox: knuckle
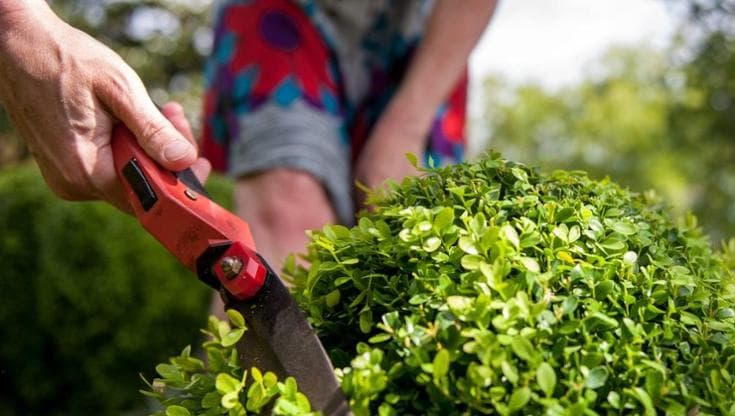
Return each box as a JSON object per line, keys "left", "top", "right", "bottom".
{"left": 138, "top": 118, "right": 170, "bottom": 150}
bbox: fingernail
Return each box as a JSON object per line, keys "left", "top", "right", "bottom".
{"left": 164, "top": 140, "right": 194, "bottom": 161}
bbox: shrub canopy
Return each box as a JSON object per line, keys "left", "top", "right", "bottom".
{"left": 288, "top": 153, "right": 735, "bottom": 415}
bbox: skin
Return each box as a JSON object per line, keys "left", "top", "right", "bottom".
{"left": 354, "top": 0, "right": 498, "bottom": 206}
{"left": 0, "top": 0, "right": 210, "bottom": 213}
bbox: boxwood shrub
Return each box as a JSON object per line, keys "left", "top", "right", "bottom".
{"left": 289, "top": 153, "right": 735, "bottom": 415}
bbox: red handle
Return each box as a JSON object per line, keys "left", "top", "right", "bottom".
{"left": 111, "top": 124, "right": 266, "bottom": 300}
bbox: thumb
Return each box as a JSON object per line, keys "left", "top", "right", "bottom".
{"left": 96, "top": 67, "right": 197, "bottom": 171}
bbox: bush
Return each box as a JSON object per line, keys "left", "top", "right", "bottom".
{"left": 288, "top": 153, "right": 735, "bottom": 415}
{"left": 144, "top": 153, "right": 735, "bottom": 414}
{"left": 0, "top": 164, "right": 233, "bottom": 415}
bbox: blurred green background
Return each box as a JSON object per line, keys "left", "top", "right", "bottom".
{"left": 0, "top": 0, "right": 733, "bottom": 414}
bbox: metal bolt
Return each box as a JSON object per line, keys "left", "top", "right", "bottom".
{"left": 220, "top": 256, "right": 243, "bottom": 280}
{"left": 184, "top": 188, "right": 198, "bottom": 200}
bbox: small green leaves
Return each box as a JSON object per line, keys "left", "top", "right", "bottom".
{"left": 282, "top": 153, "right": 735, "bottom": 415}
{"left": 144, "top": 314, "right": 314, "bottom": 416}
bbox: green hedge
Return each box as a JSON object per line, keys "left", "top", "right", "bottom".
{"left": 0, "top": 164, "right": 233, "bottom": 415}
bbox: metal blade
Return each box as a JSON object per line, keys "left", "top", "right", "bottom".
{"left": 226, "top": 267, "right": 350, "bottom": 415}
{"left": 175, "top": 168, "right": 210, "bottom": 198}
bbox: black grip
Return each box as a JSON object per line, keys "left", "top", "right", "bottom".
{"left": 122, "top": 159, "right": 158, "bottom": 211}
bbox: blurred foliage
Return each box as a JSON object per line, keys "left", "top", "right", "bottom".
{"left": 0, "top": 2, "right": 222, "bottom": 414}
{"left": 479, "top": 13, "right": 735, "bottom": 240}
{"left": 0, "top": 164, "right": 233, "bottom": 415}
{"left": 49, "top": 0, "right": 214, "bottom": 124}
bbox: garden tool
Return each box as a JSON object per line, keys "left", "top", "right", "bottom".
{"left": 111, "top": 124, "right": 350, "bottom": 415}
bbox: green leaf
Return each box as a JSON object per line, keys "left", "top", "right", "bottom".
{"left": 434, "top": 207, "right": 455, "bottom": 229}
{"left": 156, "top": 364, "right": 183, "bottom": 381}
{"left": 508, "top": 386, "right": 531, "bottom": 411}
{"left": 537, "top": 362, "right": 556, "bottom": 396}
{"left": 501, "top": 225, "right": 520, "bottom": 249}
{"left": 226, "top": 309, "right": 246, "bottom": 329}
{"left": 215, "top": 373, "right": 241, "bottom": 394}
{"left": 458, "top": 236, "right": 479, "bottom": 255}
{"left": 221, "top": 328, "right": 245, "bottom": 347}
{"left": 607, "top": 391, "right": 621, "bottom": 409}
{"left": 629, "top": 387, "right": 656, "bottom": 416}
{"left": 423, "top": 236, "right": 442, "bottom": 252}
{"left": 359, "top": 309, "right": 374, "bottom": 334}
{"left": 165, "top": 405, "right": 191, "bottom": 416}
{"left": 221, "top": 391, "right": 240, "bottom": 409}
{"left": 610, "top": 221, "right": 637, "bottom": 235}
{"left": 585, "top": 367, "right": 609, "bottom": 389}
{"left": 325, "top": 289, "right": 341, "bottom": 308}
{"left": 501, "top": 361, "right": 519, "bottom": 384}
{"left": 368, "top": 333, "right": 392, "bottom": 343}
{"left": 510, "top": 337, "right": 535, "bottom": 362}
{"left": 405, "top": 153, "right": 418, "bottom": 168}
{"left": 600, "top": 238, "right": 625, "bottom": 251}
{"left": 461, "top": 254, "right": 484, "bottom": 270}
{"left": 519, "top": 256, "right": 540, "bottom": 273}
{"left": 447, "top": 296, "right": 473, "bottom": 314}
{"left": 433, "top": 349, "right": 450, "bottom": 379}
{"left": 201, "top": 391, "right": 221, "bottom": 409}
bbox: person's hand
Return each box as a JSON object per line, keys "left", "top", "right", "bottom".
{"left": 352, "top": 103, "right": 429, "bottom": 209}
{"left": 0, "top": 3, "right": 208, "bottom": 213}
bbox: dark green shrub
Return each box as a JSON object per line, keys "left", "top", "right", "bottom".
{"left": 0, "top": 164, "right": 233, "bottom": 415}
{"left": 288, "top": 153, "right": 735, "bottom": 415}
{"left": 144, "top": 153, "right": 735, "bottom": 415}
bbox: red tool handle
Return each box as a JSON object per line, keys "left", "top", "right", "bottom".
{"left": 111, "top": 124, "right": 266, "bottom": 300}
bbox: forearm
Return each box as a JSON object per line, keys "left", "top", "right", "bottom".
{"left": 383, "top": 0, "right": 497, "bottom": 135}
{"left": 0, "top": 0, "right": 59, "bottom": 102}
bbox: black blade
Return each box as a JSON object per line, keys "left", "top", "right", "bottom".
{"left": 176, "top": 168, "right": 210, "bottom": 198}
{"left": 225, "top": 266, "right": 350, "bottom": 415}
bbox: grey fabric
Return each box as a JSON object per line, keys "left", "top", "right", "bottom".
{"left": 228, "top": 100, "right": 354, "bottom": 225}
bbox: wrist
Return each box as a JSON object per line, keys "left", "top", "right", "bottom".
{"left": 379, "top": 88, "right": 439, "bottom": 138}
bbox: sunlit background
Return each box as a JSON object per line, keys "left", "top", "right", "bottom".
{"left": 0, "top": 1, "right": 733, "bottom": 414}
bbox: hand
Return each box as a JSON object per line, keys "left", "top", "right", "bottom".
{"left": 0, "top": 3, "right": 208, "bottom": 213}
{"left": 352, "top": 105, "right": 428, "bottom": 210}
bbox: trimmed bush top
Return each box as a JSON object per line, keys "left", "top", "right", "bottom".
{"left": 289, "top": 152, "right": 735, "bottom": 415}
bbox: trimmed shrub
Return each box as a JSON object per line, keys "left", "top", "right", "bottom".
{"left": 0, "top": 164, "right": 233, "bottom": 415}
{"left": 145, "top": 153, "right": 735, "bottom": 415}
{"left": 290, "top": 153, "right": 735, "bottom": 415}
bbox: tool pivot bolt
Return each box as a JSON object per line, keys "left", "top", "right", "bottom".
{"left": 220, "top": 256, "right": 243, "bottom": 279}
{"left": 184, "top": 189, "right": 198, "bottom": 200}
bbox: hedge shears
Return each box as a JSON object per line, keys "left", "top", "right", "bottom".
{"left": 111, "top": 124, "right": 349, "bottom": 415}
